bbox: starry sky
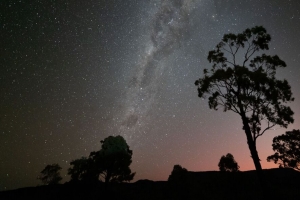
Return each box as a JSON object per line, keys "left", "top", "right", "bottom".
{"left": 1, "top": 0, "right": 300, "bottom": 191}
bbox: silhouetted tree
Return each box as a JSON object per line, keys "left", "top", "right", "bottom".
{"left": 168, "top": 164, "right": 189, "bottom": 199}
{"left": 168, "top": 164, "right": 188, "bottom": 182}
{"left": 68, "top": 135, "right": 135, "bottom": 184}
{"left": 91, "top": 135, "right": 135, "bottom": 183}
{"left": 218, "top": 153, "right": 240, "bottom": 172}
{"left": 68, "top": 157, "right": 98, "bottom": 182}
{"left": 38, "top": 163, "right": 62, "bottom": 185}
{"left": 194, "top": 26, "right": 294, "bottom": 176}
{"left": 267, "top": 129, "right": 300, "bottom": 170}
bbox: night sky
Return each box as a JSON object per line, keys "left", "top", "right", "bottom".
{"left": 1, "top": 0, "right": 300, "bottom": 191}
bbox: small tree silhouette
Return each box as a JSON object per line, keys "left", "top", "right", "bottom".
{"left": 38, "top": 163, "right": 62, "bottom": 185}
{"left": 68, "top": 157, "right": 98, "bottom": 182}
{"left": 91, "top": 135, "right": 135, "bottom": 183}
{"left": 267, "top": 129, "right": 300, "bottom": 170}
{"left": 168, "top": 165, "right": 188, "bottom": 182}
{"left": 68, "top": 135, "right": 135, "bottom": 183}
{"left": 218, "top": 153, "right": 240, "bottom": 172}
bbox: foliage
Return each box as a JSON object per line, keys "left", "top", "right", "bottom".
{"left": 267, "top": 129, "right": 300, "bottom": 170}
{"left": 68, "top": 135, "right": 135, "bottom": 183}
{"left": 168, "top": 165, "right": 188, "bottom": 182}
{"left": 38, "top": 163, "right": 62, "bottom": 185}
{"left": 92, "top": 135, "right": 135, "bottom": 183}
{"left": 218, "top": 153, "right": 240, "bottom": 172}
{"left": 68, "top": 157, "right": 98, "bottom": 182}
{"left": 194, "top": 26, "right": 294, "bottom": 171}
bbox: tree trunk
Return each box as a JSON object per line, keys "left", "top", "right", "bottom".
{"left": 240, "top": 112, "right": 269, "bottom": 198}
{"left": 237, "top": 93, "right": 263, "bottom": 172}
{"left": 237, "top": 96, "right": 266, "bottom": 195}
{"left": 241, "top": 114, "right": 262, "bottom": 171}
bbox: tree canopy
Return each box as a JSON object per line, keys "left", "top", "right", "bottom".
{"left": 267, "top": 129, "right": 300, "bottom": 170}
{"left": 92, "top": 135, "right": 135, "bottom": 183}
{"left": 38, "top": 163, "right": 62, "bottom": 185}
{"left": 218, "top": 153, "right": 240, "bottom": 172}
{"left": 195, "top": 26, "right": 294, "bottom": 172}
{"left": 68, "top": 135, "right": 135, "bottom": 183}
{"left": 68, "top": 157, "right": 98, "bottom": 182}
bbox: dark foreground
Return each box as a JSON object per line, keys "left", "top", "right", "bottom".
{"left": 1, "top": 168, "right": 299, "bottom": 200}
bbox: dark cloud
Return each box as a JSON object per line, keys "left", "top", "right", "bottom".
{"left": 121, "top": 113, "right": 139, "bottom": 128}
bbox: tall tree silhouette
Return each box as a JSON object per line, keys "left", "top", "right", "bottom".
{"left": 195, "top": 26, "right": 294, "bottom": 176}
{"left": 267, "top": 129, "right": 300, "bottom": 170}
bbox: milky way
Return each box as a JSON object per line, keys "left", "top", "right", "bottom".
{"left": 1, "top": 0, "right": 300, "bottom": 190}
{"left": 119, "top": 0, "right": 196, "bottom": 144}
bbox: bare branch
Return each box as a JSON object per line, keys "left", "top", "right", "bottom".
{"left": 255, "top": 122, "right": 276, "bottom": 139}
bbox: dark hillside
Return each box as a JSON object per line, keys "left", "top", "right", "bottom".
{"left": 168, "top": 168, "right": 300, "bottom": 200}
{"left": 1, "top": 168, "right": 299, "bottom": 200}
